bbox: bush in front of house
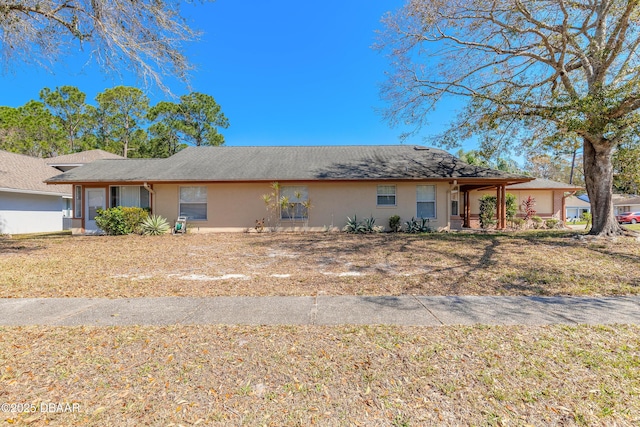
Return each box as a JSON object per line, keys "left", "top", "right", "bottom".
{"left": 95, "top": 206, "right": 149, "bottom": 235}
{"left": 404, "top": 217, "right": 432, "bottom": 233}
{"left": 531, "top": 216, "right": 543, "bottom": 229}
{"left": 479, "top": 195, "right": 497, "bottom": 229}
{"left": 343, "top": 215, "right": 383, "bottom": 234}
{"left": 545, "top": 218, "right": 560, "bottom": 229}
{"left": 389, "top": 215, "right": 401, "bottom": 232}
{"left": 140, "top": 214, "right": 171, "bottom": 235}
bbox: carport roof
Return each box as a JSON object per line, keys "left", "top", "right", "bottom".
{"left": 46, "top": 145, "right": 533, "bottom": 184}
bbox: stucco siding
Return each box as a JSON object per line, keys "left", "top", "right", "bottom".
{"left": 0, "top": 191, "right": 64, "bottom": 234}
{"left": 470, "top": 189, "right": 554, "bottom": 217}
{"left": 151, "top": 181, "right": 451, "bottom": 232}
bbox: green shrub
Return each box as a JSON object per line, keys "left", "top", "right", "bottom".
{"left": 506, "top": 193, "right": 517, "bottom": 220}
{"left": 389, "top": 215, "right": 401, "bottom": 232}
{"left": 581, "top": 212, "right": 592, "bottom": 223}
{"left": 531, "top": 216, "right": 543, "bottom": 229}
{"left": 343, "top": 215, "right": 363, "bottom": 233}
{"left": 511, "top": 218, "right": 525, "bottom": 229}
{"left": 404, "top": 217, "right": 432, "bottom": 233}
{"left": 479, "top": 195, "right": 497, "bottom": 229}
{"left": 140, "top": 215, "right": 171, "bottom": 235}
{"left": 343, "top": 215, "right": 378, "bottom": 234}
{"left": 95, "top": 206, "right": 149, "bottom": 235}
{"left": 545, "top": 218, "right": 559, "bottom": 229}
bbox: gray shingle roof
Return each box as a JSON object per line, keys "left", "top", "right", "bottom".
{"left": 0, "top": 150, "right": 71, "bottom": 195}
{"left": 506, "top": 178, "right": 582, "bottom": 190}
{"left": 47, "top": 149, "right": 123, "bottom": 165}
{"left": 46, "top": 145, "right": 532, "bottom": 183}
{"left": 614, "top": 196, "right": 640, "bottom": 206}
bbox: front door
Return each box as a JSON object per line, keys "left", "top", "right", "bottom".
{"left": 85, "top": 188, "right": 106, "bottom": 233}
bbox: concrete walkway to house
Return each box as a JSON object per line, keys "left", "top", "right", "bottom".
{"left": 0, "top": 295, "right": 639, "bottom": 326}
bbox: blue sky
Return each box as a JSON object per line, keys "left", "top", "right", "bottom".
{"left": 2, "top": 0, "right": 469, "bottom": 152}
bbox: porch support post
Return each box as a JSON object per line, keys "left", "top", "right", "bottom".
{"left": 496, "top": 185, "right": 502, "bottom": 229}
{"left": 501, "top": 184, "right": 507, "bottom": 229}
{"left": 496, "top": 184, "right": 506, "bottom": 230}
{"left": 464, "top": 190, "right": 471, "bottom": 228}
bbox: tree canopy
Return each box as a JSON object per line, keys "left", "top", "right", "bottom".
{"left": 0, "top": 86, "right": 229, "bottom": 158}
{"left": 380, "top": 0, "right": 640, "bottom": 236}
{"left": 0, "top": 0, "right": 205, "bottom": 90}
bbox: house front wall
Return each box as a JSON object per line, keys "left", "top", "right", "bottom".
{"left": 152, "top": 181, "right": 452, "bottom": 232}
{"left": 469, "top": 189, "right": 557, "bottom": 217}
{"left": 0, "top": 191, "right": 64, "bottom": 234}
{"left": 615, "top": 203, "right": 640, "bottom": 215}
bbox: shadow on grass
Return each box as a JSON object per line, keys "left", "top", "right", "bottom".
{"left": 0, "top": 231, "right": 71, "bottom": 254}
{"left": 9, "top": 231, "right": 72, "bottom": 240}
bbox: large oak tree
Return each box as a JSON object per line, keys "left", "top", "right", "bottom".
{"left": 380, "top": 0, "right": 640, "bottom": 236}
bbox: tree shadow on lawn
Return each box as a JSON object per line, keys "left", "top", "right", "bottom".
{"left": 247, "top": 231, "right": 636, "bottom": 295}
{"left": 0, "top": 239, "right": 44, "bottom": 254}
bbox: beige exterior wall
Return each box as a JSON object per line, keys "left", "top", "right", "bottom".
{"left": 469, "top": 189, "right": 555, "bottom": 217}
{"left": 152, "top": 181, "right": 453, "bottom": 232}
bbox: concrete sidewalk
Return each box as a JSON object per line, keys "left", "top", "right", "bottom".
{"left": 1, "top": 296, "right": 639, "bottom": 326}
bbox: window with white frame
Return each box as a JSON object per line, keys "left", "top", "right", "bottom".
{"left": 110, "top": 186, "right": 150, "bottom": 209}
{"left": 417, "top": 185, "right": 436, "bottom": 218}
{"left": 451, "top": 190, "right": 459, "bottom": 216}
{"left": 179, "top": 186, "right": 207, "bottom": 220}
{"left": 377, "top": 185, "right": 396, "bottom": 206}
{"left": 280, "top": 186, "right": 308, "bottom": 220}
{"left": 74, "top": 185, "right": 82, "bottom": 218}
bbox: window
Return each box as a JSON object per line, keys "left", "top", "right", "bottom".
{"left": 74, "top": 185, "right": 82, "bottom": 218}
{"left": 417, "top": 185, "right": 436, "bottom": 218}
{"left": 110, "top": 186, "right": 150, "bottom": 209}
{"left": 451, "top": 190, "right": 459, "bottom": 216}
{"left": 451, "top": 201, "right": 459, "bottom": 216}
{"left": 179, "top": 186, "right": 207, "bottom": 220}
{"left": 377, "top": 185, "right": 396, "bottom": 206}
{"left": 280, "top": 186, "right": 308, "bottom": 220}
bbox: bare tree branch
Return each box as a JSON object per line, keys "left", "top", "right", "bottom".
{"left": 0, "top": 0, "right": 206, "bottom": 91}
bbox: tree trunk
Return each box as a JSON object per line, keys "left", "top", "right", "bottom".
{"left": 583, "top": 137, "right": 623, "bottom": 236}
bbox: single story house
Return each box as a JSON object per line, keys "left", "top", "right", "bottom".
{"left": 614, "top": 196, "right": 640, "bottom": 215}
{"left": 0, "top": 150, "right": 72, "bottom": 234}
{"left": 47, "top": 145, "right": 540, "bottom": 234}
{"left": 565, "top": 194, "right": 591, "bottom": 220}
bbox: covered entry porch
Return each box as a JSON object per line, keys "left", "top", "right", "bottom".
{"left": 452, "top": 179, "right": 532, "bottom": 230}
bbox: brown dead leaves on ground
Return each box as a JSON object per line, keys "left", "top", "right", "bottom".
{"left": 0, "top": 324, "right": 639, "bottom": 426}
{"left": 0, "top": 231, "right": 639, "bottom": 298}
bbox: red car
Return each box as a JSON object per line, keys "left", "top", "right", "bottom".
{"left": 616, "top": 212, "right": 640, "bottom": 224}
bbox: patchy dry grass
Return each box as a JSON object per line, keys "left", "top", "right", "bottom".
{"left": 1, "top": 231, "right": 639, "bottom": 298}
{"left": 0, "top": 325, "right": 638, "bottom": 426}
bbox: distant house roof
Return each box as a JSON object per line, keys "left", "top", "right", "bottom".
{"left": 46, "top": 145, "right": 533, "bottom": 184}
{"left": 506, "top": 178, "right": 582, "bottom": 191}
{"left": 0, "top": 150, "right": 71, "bottom": 196}
{"left": 565, "top": 195, "right": 591, "bottom": 208}
{"left": 47, "top": 150, "right": 124, "bottom": 171}
{"left": 614, "top": 196, "right": 640, "bottom": 206}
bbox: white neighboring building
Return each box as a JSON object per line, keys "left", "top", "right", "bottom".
{"left": 614, "top": 196, "right": 640, "bottom": 215}
{"left": 565, "top": 195, "right": 591, "bottom": 220}
{"left": 0, "top": 150, "right": 71, "bottom": 234}
{"left": 0, "top": 149, "right": 122, "bottom": 234}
